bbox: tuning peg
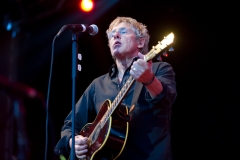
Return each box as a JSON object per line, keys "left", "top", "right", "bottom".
{"left": 162, "top": 51, "right": 168, "bottom": 57}
{"left": 157, "top": 55, "right": 162, "bottom": 61}
{"left": 168, "top": 47, "right": 174, "bottom": 52}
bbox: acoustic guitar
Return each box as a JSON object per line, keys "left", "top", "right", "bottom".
{"left": 77, "top": 33, "right": 174, "bottom": 160}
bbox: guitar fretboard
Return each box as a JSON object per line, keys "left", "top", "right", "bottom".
{"left": 101, "top": 76, "right": 135, "bottom": 127}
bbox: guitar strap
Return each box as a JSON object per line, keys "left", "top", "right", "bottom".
{"left": 129, "top": 81, "right": 142, "bottom": 114}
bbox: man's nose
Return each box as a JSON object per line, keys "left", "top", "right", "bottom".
{"left": 112, "top": 31, "right": 121, "bottom": 39}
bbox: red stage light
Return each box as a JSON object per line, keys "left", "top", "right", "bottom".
{"left": 79, "top": 0, "right": 94, "bottom": 12}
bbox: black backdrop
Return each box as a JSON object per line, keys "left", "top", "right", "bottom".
{"left": 0, "top": 0, "right": 239, "bottom": 160}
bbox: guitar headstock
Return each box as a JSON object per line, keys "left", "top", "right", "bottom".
{"left": 144, "top": 32, "right": 174, "bottom": 62}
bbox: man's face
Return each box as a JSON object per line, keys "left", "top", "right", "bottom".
{"left": 108, "top": 22, "right": 139, "bottom": 59}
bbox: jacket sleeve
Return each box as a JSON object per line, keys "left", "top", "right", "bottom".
{"left": 54, "top": 82, "right": 96, "bottom": 157}
{"left": 146, "top": 61, "right": 177, "bottom": 106}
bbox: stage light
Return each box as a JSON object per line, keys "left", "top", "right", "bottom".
{"left": 79, "top": 0, "right": 94, "bottom": 12}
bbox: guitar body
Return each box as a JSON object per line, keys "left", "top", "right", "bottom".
{"left": 79, "top": 99, "right": 129, "bottom": 160}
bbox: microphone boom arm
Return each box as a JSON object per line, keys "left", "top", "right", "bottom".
{"left": 56, "top": 24, "right": 98, "bottom": 37}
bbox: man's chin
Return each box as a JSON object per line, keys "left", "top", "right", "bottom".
{"left": 112, "top": 49, "right": 121, "bottom": 56}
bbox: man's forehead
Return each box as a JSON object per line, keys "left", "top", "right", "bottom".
{"left": 112, "top": 22, "right": 131, "bottom": 30}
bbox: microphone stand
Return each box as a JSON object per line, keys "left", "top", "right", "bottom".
{"left": 55, "top": 24, "right": 97, "bottom": 160}
{"left": 70, "top": 32, "right": 78, "bottom": 160}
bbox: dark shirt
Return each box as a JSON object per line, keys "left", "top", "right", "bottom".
{"left": 54, "top": 61, "right": 177, "bottom": 160}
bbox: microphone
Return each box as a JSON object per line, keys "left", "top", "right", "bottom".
{"left": 57, "top": 24, "right": 98, "bottom": 37}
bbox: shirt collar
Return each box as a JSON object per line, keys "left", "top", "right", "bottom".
{"left": 109, "top": 64, "right": 118, "bottom": 78}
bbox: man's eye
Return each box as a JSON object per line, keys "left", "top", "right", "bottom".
{"left": 109, "top": 31, "right": 115, "bottom": 38}
{"left": 120, "top": 30, "right": 127, "bottom": 34}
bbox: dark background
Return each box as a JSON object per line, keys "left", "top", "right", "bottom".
{"left": 0, "top": 0, "right": 239, "bottom": 160}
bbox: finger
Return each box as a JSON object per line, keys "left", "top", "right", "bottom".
{"left": 132, "top": 67, "right": 137, "bottom": 71}
{"left": 131, "top": 63, "right": 137, "bottom": 72}
{"left": 136, "top": 59, "right": 152, "bottom": 74}
{"left": 138, "top": 52, "right": 144, "bottom": 59}
{"left": 75, "top": 144, "right": 88, "bottom": 159}
{"left": 76, "top": 135, "right": 87, "bottom": 140}
{"left": 136, "top": 59, "right": 147, "bottom": 67}
{"left": 75, "top": 136, "right": 88, "bottom": 145}
{"left": 137, "top": 52, "right": 152, "bottom": 66}
{"left": 75, "top": 148, "right": 88, "bottom": 155}
{"left": 75, "top": 144, "right": 88, "bottom": 151}
{"left": 76, "top": 154, "right": 87, "bottom": 159}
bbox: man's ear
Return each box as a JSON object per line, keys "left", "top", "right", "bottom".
{"left": 137, "top": 38, "right": 145, "bottom": 49}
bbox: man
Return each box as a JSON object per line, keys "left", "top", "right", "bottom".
{"left": 54, "top": 16, "right": 177, "bottom": 160}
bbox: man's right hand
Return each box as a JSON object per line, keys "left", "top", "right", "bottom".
{"left": 69, "top": 135, "right": 88, "bottom": 159}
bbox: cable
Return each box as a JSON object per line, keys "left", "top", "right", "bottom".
{"left": 44, "top": 34, "right": 58, "bottom": 160}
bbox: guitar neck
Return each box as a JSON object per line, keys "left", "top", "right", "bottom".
{"left": 102, "top": 76, "right": 135, "bottom": 126}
